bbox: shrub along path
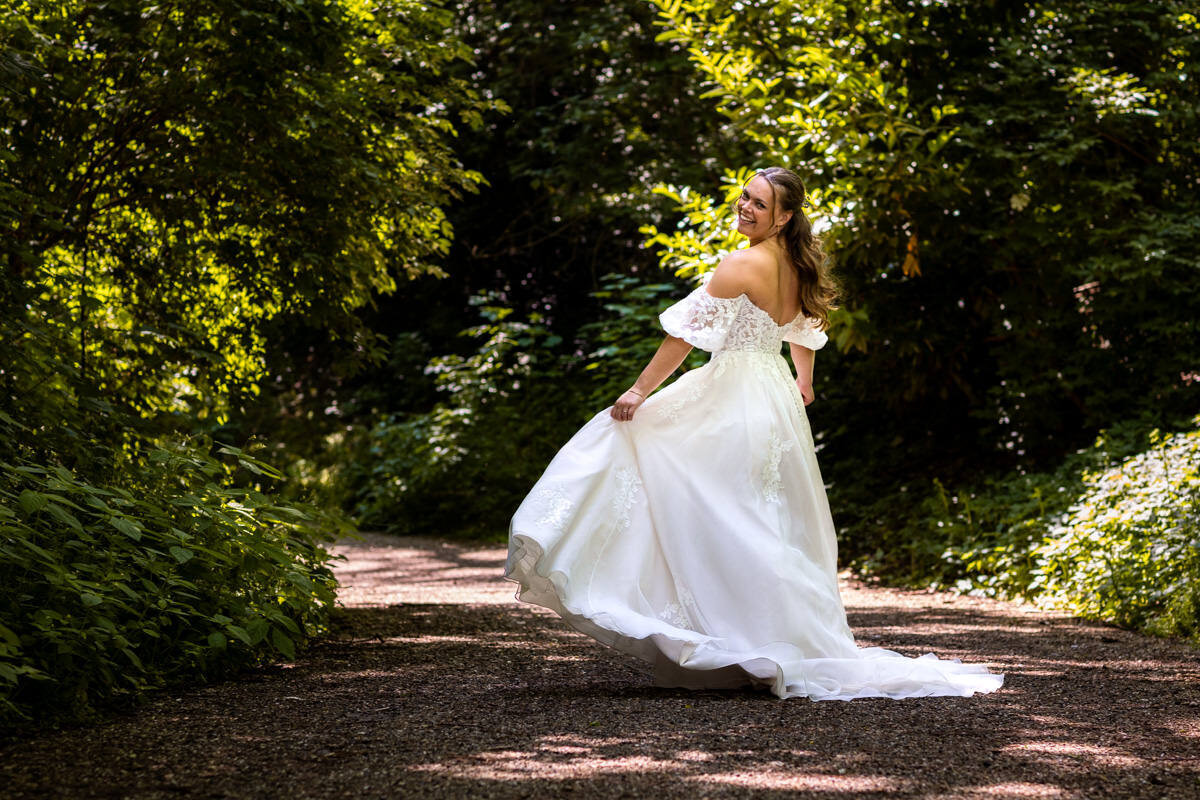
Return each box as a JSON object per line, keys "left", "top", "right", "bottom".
{"left": 2, "top": 533, "right": 1198, "bottom": 799}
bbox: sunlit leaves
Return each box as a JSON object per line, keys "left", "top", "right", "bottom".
{"left": 1, "top": 0, "right": 495, "bottom": 425}
{"left": 930, "top": 417, "right": 1200, "bottom": 644}
{"left": 645, "top": 0, "right": 963, "bottom": 364}
{"left": 1032, "top": 420, "right": 1200, "bottom": 637}
{"left": 0, "top": 0, "right": 496, "bottom": 726}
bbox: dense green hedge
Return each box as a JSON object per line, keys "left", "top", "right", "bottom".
{"left": 0, "top": 414, "right": 340, "bottom": 727}
{"left": 867, "top": 416, "right": 1200, "bottom": 644}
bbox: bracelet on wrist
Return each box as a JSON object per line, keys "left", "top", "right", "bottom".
{"left": 627, "top": 388, "right": 646, "bottom": 398}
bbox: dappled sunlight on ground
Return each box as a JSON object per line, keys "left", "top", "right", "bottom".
{"left": 1, "top": 534, "right": 1196, "bottom": 799}
{"left": 999, "top": 741, "right": 1146, "bottom": 768}
{"left": 692, "top": 770, "right": 911, "bottom": 793}
{"left": 936, "top": 781, "right": 1071, "bottom": 798}
{"left": 408, "top": 731, "right": 912, "bottom": 792}
{"left": 329, "top": 534, "right": 516, "bottom": 606}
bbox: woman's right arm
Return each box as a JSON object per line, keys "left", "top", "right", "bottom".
{"left": 613, "top": 253, "right": 758, "bottom": 421}
{"left": 610, "top": 335, "right": 693, "bottom": 421}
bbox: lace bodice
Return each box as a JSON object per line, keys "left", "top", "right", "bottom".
{"left": 659, "top": 283, "right": 828, "bottom": 354}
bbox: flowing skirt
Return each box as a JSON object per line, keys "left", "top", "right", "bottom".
{"left": 505, "top": 350, "right": 1004, "bottom": 700}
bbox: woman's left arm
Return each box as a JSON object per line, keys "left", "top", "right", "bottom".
{"left": 788, "top": 342, "right": 816, "bottom": 405}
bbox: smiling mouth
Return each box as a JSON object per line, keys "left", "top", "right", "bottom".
{"left": 738, "top": 213, "right": 754, "bottom": 224}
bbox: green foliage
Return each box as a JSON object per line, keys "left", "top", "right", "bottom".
{"left": 340, "top": 295, "right": 584, "bottom": 539}
{"left": 0, "top": 0, "right": 491, "bottom": 726}
{"left": 646, "top": 0, "right": 1200, "bottom": 569}
{"left": 848, "top": 417, "right": 1152, "bottom": 586}
{"left": 450, "top": 0, "right": 741, "bottom": 241}
{"left": 1, "top": 0, "right": 493, "bottom": 424}
{"left": 876, "top": 417, "right": 1200, "bottom": 644}
{"left": 333, "top": 275, "right": 706, "bottom": 539}
{"left": 1031, "top": 422, "right": 1200, "bottom": 641}
{"left": 0, "top": 414, "right": 339, "bottom": 726}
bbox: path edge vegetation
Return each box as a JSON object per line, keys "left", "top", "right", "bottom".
{"left": 0, "top": 0, "right": 492, "bottom": 730}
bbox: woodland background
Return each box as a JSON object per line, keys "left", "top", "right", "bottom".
{"left": 1, "top": 0, "right": 1197, "bottom": 727}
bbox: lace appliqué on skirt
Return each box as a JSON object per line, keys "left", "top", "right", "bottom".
{"left": 657, "top": 380, "right": 704, "bottom": 423}
{"left": 612, "top": 467, "right": 643, "bottom": 531}
{"left": 658, "top": 584, "right": 700, "bottom": 630}
{"left": 761, "top": 429, "right": 796, "bottom": 504}
{"left": 533, "top": 486, "right": 574, "bottom": 531}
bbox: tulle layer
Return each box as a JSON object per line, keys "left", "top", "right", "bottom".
{"left": 504, "top": 351, "right": 1003, "bottom": 701}
{"left": 506, "top": 532, "right": 1003, "bottom": 701}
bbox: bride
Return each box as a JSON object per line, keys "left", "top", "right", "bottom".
{"left": 504, "top": 167, "right": 1004, "bottom": 700}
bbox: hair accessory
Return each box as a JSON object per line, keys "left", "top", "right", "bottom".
{"left": 801, "top": 196, "right": 814, "bottom": 209}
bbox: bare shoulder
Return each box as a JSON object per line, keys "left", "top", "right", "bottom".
{"left": 706, "top": 248, "right": 772, "bottom": 299}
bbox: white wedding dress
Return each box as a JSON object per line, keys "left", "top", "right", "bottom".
{"left": 504, "top": 279, "right": 1004, "bottom": 700}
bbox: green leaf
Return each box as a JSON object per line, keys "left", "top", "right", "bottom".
{"left": 245, "top": 617, "right": 270, "bottom": 644}
{"left": 109, "top": 517, "right": 143, "bottom": 540}
{"left": 18, "top": 490, "right": 48, "bottom": 515}
{"left": 226, "top": 625, "right": 253, "bottom": 646}
{"left": 44, "top": 502, "right": 83, "bottom": 532}
{"left": 271, "top": 628, "right": 296, "bottom": 659}
{"left": 121, "top": 647, "right": 144, "bottom": 670}
{"left": 0, "top": 621, "right": 21, "bottom": 647}
{"left": 169, "top": 546, "right": 194, "bottom": 564}
{"left": 286, "top": 571, "right": 313, "bottom": 591}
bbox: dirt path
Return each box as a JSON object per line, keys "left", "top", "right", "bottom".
{"left": 2, "top": 533, "right": 1198, "bottom": 799}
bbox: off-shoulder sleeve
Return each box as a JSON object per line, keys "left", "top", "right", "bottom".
{"left": 658, "top": 285, "right": 743, "bottom": 352}
{"left": 782, "top": 315, "right": 829, "bottom": 351}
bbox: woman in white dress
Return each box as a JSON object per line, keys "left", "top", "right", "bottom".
{"left": 504, "top": 167, "right": 1004, "bottom": 700}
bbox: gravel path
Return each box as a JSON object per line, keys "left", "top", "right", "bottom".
{"left": 2, "top": 533, "right": 1198, "bottom": 799}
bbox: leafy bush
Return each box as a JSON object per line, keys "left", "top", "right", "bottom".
{"left": 0, "top": 0, "right": 491, "bottom": 729}
{"left": 856, "top": 416, "right": 1200, "bottom": 645}
{"left": 1031, "top": 422, "right": 1200, "bottom": 641}
{"left": 338, "top": 294, "right": 585, "bottom": 539}
{"left": 838, "top": 418, "right": 1151, "bottom": 585}
{"left": 334, "top": 275, "right": 705, "bottom": 539}
{"left": 0, "top": 414, "right": 340, "bottom": 728}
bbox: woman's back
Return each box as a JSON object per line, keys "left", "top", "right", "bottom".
{"left": 707, "top": 242, "right": 804, "bottom": 326}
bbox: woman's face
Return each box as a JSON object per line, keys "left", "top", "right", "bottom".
{"left": 735, "top": 175, "right": 786, "bottom": 241}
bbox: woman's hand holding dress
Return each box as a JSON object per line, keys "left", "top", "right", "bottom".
{"left": 611, "top": 390, "right": 645, "bottom": 422}
{"left": 610, "top": 334, "right": 694, "bottom": 421}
